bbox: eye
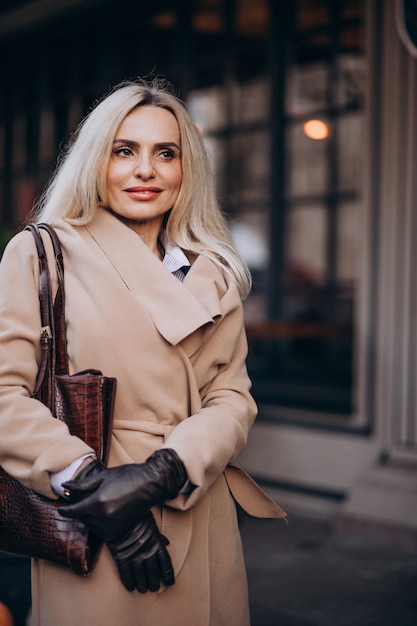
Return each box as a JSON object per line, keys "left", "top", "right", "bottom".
{"left": 114, "top": 147, "right": 133, "bottom": 157}
{"left": 158, "top": 149, "right": 177, "bottom": 160}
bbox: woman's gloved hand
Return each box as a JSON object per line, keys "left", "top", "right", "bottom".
{"left": 107, "top": 511, "right": 175, "bottom": 593}
{"left": 58, "top": 449, "right": 187, "bottom": 540}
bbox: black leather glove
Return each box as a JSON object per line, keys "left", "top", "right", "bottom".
{"left": 107, "top": 512, "right": 175, "bottom": 593}
{"left": 58, "top": 449, "right": 187, "bottom": 540}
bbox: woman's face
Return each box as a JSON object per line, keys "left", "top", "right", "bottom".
{"left": 106, "top": 105, "right": 182, "bottom": 241}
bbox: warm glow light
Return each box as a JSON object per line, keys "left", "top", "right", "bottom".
{"left": 303, "top": 119, "right": 329, "bottom": 140}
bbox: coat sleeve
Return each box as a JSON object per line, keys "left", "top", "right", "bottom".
{"left": 0, "top": 231, "right": 94, "bottom": 498}
{"left": 162, "top": 280, "right": 258, "bottom": 509}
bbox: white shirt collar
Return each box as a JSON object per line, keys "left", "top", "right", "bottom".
{"left": 160, "top": 230, "right": 190, "bottom": 274}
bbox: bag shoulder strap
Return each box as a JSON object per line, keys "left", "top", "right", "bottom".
{"left": 25, "top": 223, "right": 53, "bottom": 340}
{"left": 25, "top": 223, "right": 54, "bottom": 402}
{"left": 37, "top": 223, "right": 68, "bottom": 376}
{"left": 25, "top": 223, "right": 69, "bottom": 404}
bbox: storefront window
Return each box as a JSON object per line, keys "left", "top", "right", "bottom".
{"left": 187, "top": 0, "right": 365, "bottom": 416}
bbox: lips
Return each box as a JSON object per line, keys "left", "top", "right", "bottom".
{"left": 124, "top": 186, "right": 162, "bottom": 201}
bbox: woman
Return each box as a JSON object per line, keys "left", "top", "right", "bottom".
{"left": 0, "top": 78, "right": 285, "bottom": 626}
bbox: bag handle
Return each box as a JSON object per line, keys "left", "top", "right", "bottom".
{"left": 25, "top": 223, "right": 69, "bottom": 405}
{"left": 37, "top": 223, "right": 68, "bottom": 376}
{"left": 25, "top": 223, "right": 54, "bottom": 403}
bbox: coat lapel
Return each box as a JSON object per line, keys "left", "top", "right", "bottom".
{"left": 82, "top": 209, "right": 223, "bottom": 345}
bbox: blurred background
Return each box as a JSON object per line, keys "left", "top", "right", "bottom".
{"left": 1, "top": 1, "right": 417, "bottom": 624}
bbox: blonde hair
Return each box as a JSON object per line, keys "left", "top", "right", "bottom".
{"left": 34, "top": 78, "right": 251, "bottom": 298}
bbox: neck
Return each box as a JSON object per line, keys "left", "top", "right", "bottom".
{"left": 111, "top": 213, "right": 164, "bottom": 259}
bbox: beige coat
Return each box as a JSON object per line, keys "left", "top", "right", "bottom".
{"left": 0, "top": 208, "right": 284, "bottom": 626}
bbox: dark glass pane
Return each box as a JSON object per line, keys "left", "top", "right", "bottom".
{"left": 231, "top": 208, "right": 270, "bottom": 275}
{"left": 0, "top": 123, "right": 4, "bottom": 169}
{"left": 336, "top": 112, "right": 364, "bottom": 191}
{"left": 193, "top": 0, "right": 224, "bottom": 33}
{"left": 12, "top": 115, "right": 26, "bottom": 169}
{"left": 38, "top": 109, "right": 55, "bottom": 164}
{"left": 235, "top": 44, "right": 269, "bottom": 81}
{"left": 231, "top": 76, "right": 270, "bottom": 125}
{"left": 235, "top": 0, "right": 268, "bottom": 38}
{"left": 192, "top": 0, "right": 224, "bottom": 60}
{"left": 285, "top": 121, "right": 329, "bottom": 197}
{"left": 188, "top": 86, "right": 227, "bottom": 132}
{"left": 341, "top": 0, "right": 364, "bottom": 20}
{"left": 151, "top": 11, "right": 177, "bottom": 30}
{"left": 204, "top": 135, "right": 228, "bottom": 196}
{"left": 341, "top": 24, "right": 365, "bottom": 54}
{"left": 296, "top": 0, "right": 330, "bottom": 31}
{"left": 284, "top": 204, "right": 328, "bottom": 302}
{"left": 286, "top": 60, "right": 329, "bottom": 116}
{"left": 336, "top": 201, "right": 359, "bottom": 289}
{"left": 230, "top": 130, "right": 270, "bottom": 205}
{"left": 335, "top": 53, "right": 366, "bottom": 107}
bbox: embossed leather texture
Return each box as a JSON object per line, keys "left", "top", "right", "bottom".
{"left": 0, "top": 224, "right": 116, "bottom": 575}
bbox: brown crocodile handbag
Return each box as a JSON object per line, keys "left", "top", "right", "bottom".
{"left": 0, "top": 223, "right": 116, "bottom": 575}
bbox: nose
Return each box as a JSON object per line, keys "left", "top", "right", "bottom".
{"left": 134, "top": 151, "right": 154, "bottom": 180}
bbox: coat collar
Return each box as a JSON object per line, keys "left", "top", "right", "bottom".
{"left": 80, "top": 209, "right": 223, "bottom": 345}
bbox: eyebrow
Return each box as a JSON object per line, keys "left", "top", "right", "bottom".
{"left": 113, "top": 139, "right": 181, "bottom": 152}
